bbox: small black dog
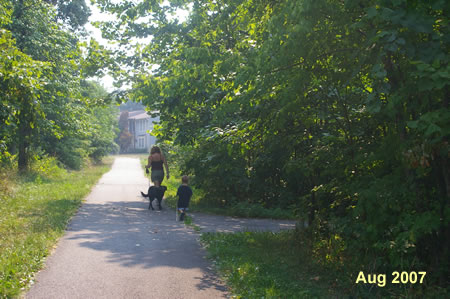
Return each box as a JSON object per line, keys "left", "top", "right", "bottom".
{"left": 141, "top": 185, "right": 167, "bottom": 210}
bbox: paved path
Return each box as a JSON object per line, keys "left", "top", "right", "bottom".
{"left": 26, "top": 157, "right": 296, "bottom": 299}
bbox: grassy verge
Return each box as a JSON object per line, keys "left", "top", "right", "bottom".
{"left": 200, "top": 229, "right": 446, "bottom": 298}
{"left": 200, "top": 230, "right": 346, "bottom": 298}
{"left": 0, "top": 157, "right": 113, "bottom": 298}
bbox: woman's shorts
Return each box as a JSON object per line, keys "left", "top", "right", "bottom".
{"left": 151, "top": 169, "right": 164, "bottom": 183}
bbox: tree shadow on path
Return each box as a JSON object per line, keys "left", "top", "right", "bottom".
{"left": 65, "top": 198, "right": 228, "bottom": 295}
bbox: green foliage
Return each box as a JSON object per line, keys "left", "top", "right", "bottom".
{"left": 83, "top": 81, "right": 120, "bottom": 162}
{"left": 95, "top": 0, "right": 450, "bottom": 290}
{"left": 50, "top": 0, "right": 90, "bottom": 29}
{"left": 0, "top": 6, "right": 50, "bottom": 170}
{"left": 30, "top": 155, "right": 67, "bottom": 180}
{"left": 201, "top": 229, "right": 449, "bottom": 298}
{"left": 37, "top": 80, "right": 119, "bottom": 169}
{"left": 0, "top": 1, "right": 118, "bottom": 171}
{"left": 80, "top": 39, "right": 113, "bottom": 78}
{"left": 215, "top": 202, "right": 294, "bottom": 219}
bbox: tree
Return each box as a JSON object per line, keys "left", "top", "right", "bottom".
{"left": 1, "top": 0, "right": 118, "bottom": 170}
{"left": 117, "top": 111, "right": 132, "bottom": 153}
{"left": 0, "top": 0, "right": 50, "bottom": 169}
{"left": 94, "top": 0, "right": 450, "bottom": 290}
{"left": 82, "top": 81, "right": 120, "bottom": 163}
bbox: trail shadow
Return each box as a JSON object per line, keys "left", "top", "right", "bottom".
{"left": 195, "top": 271, "right": 228, "bottom": 293}
{"left": 64, "top": 199, "right": 227, "bottom": 296}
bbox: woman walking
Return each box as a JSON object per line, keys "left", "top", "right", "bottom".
{"left": 145, "top": 146, "right": 169, "bottom": 184}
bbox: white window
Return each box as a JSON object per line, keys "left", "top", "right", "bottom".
{"left": 143, "top": 119, "right": 148, "bottom": 132}
{"left": 138, "top": 136, "right": 145, "bottom": 148}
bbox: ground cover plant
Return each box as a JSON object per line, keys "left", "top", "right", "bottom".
{"left": 0, "top": 157, "right": 113, "bottom": 298}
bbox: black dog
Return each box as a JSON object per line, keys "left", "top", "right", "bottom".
{"left": 141, "top": 185, "right": 167, "bottom": 210}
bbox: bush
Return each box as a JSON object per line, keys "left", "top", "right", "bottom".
{"left": 54, "top": 138, "right": 89, "bottom": 170}
{"left": 30, "top": 156, "right": 67, "bottom": 180}
{"left": 90, "top": 140, "right": 119, "bottom": 163}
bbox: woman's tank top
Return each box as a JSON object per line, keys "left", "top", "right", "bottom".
{"left": 151, "top": 160, "right": 164, "bottom": 171}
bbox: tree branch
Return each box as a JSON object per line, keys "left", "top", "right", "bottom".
{"left": 267, "top": 47, "right": 356, "bottom": 75}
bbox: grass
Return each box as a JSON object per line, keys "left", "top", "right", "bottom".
{"left": 200, "top": 230, "right": 346, "bottom": 298}
{"left": 183, "top": 215, "right": 201, "bottom": 232}
{"left": 199, "top": 229, "right": 447, "bottom": 298}
{"left": 0, "top": 157, "right": 113, "bottom": 298}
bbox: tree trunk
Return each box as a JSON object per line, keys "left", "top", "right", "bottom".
{"left": 17, "top": 97, "right": 33, "bottom": 172}
{"left": 18, "top": 121, "right": 30, "bottom": 172}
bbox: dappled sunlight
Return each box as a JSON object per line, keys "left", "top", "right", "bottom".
{"left": 66, "top": 200, "right": 200, "bottom": 270}
{"left": 25, "top": 157, "right": 228, "bottom": 298}
{"left": 61, "top": 197, "right": 228, "bottom": 295}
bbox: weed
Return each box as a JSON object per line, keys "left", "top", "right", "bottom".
{"left": 183, "top": 215, "right": 201, "bottom": 232}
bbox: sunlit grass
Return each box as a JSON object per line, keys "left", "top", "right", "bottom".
{"left": 0, "top": 157, "right": 113, "bottom": 298}
{"left": 200, "top": 230, "right": 345, "bottom": 298}
{"left": 200, "top": 229, "right": 445, "bottom": 298}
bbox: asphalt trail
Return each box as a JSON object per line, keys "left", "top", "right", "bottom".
{"left": 26, "top": 156, "right": 297, "bottom": 299}
{"left": 26, "top": 157, "right": 228, "bottom": 299}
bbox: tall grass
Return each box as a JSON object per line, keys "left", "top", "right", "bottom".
{"left": 0, "top": 157, "right": 113, "bottom": 298}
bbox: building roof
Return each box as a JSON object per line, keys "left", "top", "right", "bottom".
{"left": 128, "top": 110, "right": 146, "bottom": 118}
{"left": 128, "top": 112, "right": 150, "bottom": 120}
{"left": 125, "top": 110, "right": 160, "bottom": 120}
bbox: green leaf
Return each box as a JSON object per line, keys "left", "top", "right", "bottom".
{"left": 424, "top": 123, "right": 441, "bottom": 137}
{"left": 367, "top": 7, "right": 377, "bottom": 18}
{"left": 406, "top": 120, "right": 418, "bottom": 129}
